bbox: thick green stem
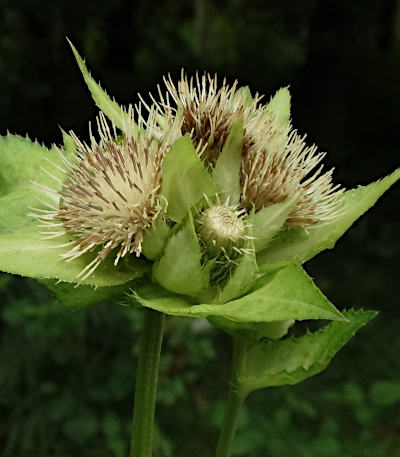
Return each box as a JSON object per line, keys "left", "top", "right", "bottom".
{"left": 215, "top": 337, "right": 247, "bottom": 457}
{"left": 130, "top": 308, "right": 165, "bottom": 457}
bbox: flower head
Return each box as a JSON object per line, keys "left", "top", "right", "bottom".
{"left": 31, "top": 110, "right": 168, "bottom": 280}
{"left": 240, "top": 128, "right": 344, "bottom": 227}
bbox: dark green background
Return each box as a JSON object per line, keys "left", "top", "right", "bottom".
{"left": 0, "top": 0, "right": 399, "bottom": 456}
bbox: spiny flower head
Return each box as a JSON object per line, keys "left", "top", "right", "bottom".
{"left": 144, "top": 71, "right": 270, "bottom": 166}
{"left": 31, "top": 110, "right": 169, "bottom": 280}
{"left": 240, "top": 128, "right": 344, "bottom": 227}
{"left": 148, "top": 71, "right": 344, "bottom": 228}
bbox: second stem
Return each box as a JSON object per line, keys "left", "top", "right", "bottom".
{"left": 215, "top": 336, "right": 247, "bottom": 457}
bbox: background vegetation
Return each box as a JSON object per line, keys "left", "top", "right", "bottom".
{"left": 0, "top": 0, "right": 399, "bottom": 455}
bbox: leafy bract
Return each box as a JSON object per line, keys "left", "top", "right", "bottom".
{"left": 61, "top": 129, "right": 77, "bottom": 158}
{"left": 68, "top": 39, "right": 137, "bottom": 135}
{"left": 235, "top": 309, "right": 376, "bottom": 395}
{"left": 0, "top": 134, "right": 149, "bottom": 286}
{"left": 266, "top": 87, "right": 291, "bottom": 131}
{"left": 253, "top": 196, "right": 298, "bottom": 252}
{"left": 41, "top": 279, "right": 132, "bottom": 308}
{"left": 235, "top": 86, "right": 252, "bottom": 106}
{"left": 160, "top": 135, "right": 217, "bottom": 222}
{"left": 142, "top": 219, "right": 171, "bottom": 261}
{"left": 133, "top": 262, "right": 343, "bottom": 323}
{"left": 257, "top": 168, "right": 400, "bottom": 266}
{"left": 212, "top": 117, "right": 243, "bottom": 205}
{"left": 152, "top": 214, "right": 206, "bottom": 296}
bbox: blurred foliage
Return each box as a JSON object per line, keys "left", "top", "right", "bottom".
{"left": 0, "top": 0, "right": 399, "bottom": 455}
{"left": 1, "top": 274, "right": 400, "bottom": 456}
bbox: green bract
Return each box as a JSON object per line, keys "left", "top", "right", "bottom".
{"left": 212, "top": 117, "right": 244, "bottom": 205}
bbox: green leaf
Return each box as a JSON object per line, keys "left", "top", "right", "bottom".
{"left": 253, "top": 196, "right": 298, "bottom": 252}
{"left": 134, "top": 262, "right": 343, "bottom": 323}
{"left": 214, "top": 213, "right": 258, "bottom": 304}
{"left": 68, "top": 39, "right": 137, "bottom": 135}
{"left": 257, "top": 169, "right": 400, "bottom": 266}
{"left": 0, "top": 134, "right": 65, "bottom": 230}
{"left": 266, "top": 87, "right": 291, "bottom": 131}
{"left": 41, "top": 279, "right": 132, "bottom": 308}
{"left": 0, "top": 134, "right": 149, "bottom": 286}
{"left": 0, "top": 224, "right": 149, "bottom": 286}
{"left": 160, "top": 135, "right": 217, "bottom": 222}
{"left": 236, "top": 309, "right": 376, "bottom": 395}
{"left": 212, "top": 117, "right": 244, "bottom": 205}
{"left": 152, "top": 214, "right": 206, "bottom": 296}
{"left": 142, "top": 219, "right": 171, "bottom": 261}
{"left": 221, "top": 262, "right": 344, "bottom": 322}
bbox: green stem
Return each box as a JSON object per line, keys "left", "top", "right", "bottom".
{"left": 130, "top": 308, "right": 165, "bottom": 457}
{"left": 215, "top": 337, "right": 247, "bottom": 457}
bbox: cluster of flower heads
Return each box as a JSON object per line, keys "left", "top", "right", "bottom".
{"left": 150, "top": 72, "right": 343, "bottom": 227}
{"left": 32, "top": 71, "right": 343, "bottom": 279}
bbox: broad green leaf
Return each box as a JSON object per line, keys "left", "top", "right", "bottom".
{"left": 266, "top": 87, "right": 291, "bottom": 131}
{"left": 160, "top": 135, "right": 217, "bottom": 222}
{"left": 221, "top": 262, "right": 344, "bottom": 322}
{"left": 41, "top": 279, "right": 132, "bottom": 308}
{"left": 0, "top": 134, "right": 149, "bottom": 286}
{"left": 0, "top": 224, "right": 149, "bottom": 286}
{"left": 214, "top": 213, "right": 258, "bottom": 304}
{"left": 236, "top": 309, "right": 376, "bottom": 395}
{"left": 152, "top": 214, "right": 206, "bottom": 296}
{"left": 212, "top": 117, "right": 243, "bottom": 205}
{"left": 134, "top": 262, "right": 343, "bottom": 323}
{"left": 253, "top": 196, "right": 298, "bottom": 252}
{"left": 142, "top": 218, "right": 171, "bottom": 260}
{"left": 68, "top": 39, "right": 137, "bottom": 135}
{"left": 258, "top": 168, "right": 400, "bottom": 266}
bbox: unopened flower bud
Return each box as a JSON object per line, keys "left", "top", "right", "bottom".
{"left": 197, "top": 205, "right": 245, "bottom": 257}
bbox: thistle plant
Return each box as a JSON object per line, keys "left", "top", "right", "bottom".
{"left": 0, "top": 41, "right": 398, "bottom": 457}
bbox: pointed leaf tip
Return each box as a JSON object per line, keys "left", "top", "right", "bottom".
{"left": 266, "top": 86, "right": 291, "bottom": 130}
{"left": 258, "top": 168, "right": 400, "bottom": 266}
{"left": 67, "top": 39, "right": 137, "bottom": 135}
{"left": 212, "top": 117, "right": 244, "bottom": 206}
